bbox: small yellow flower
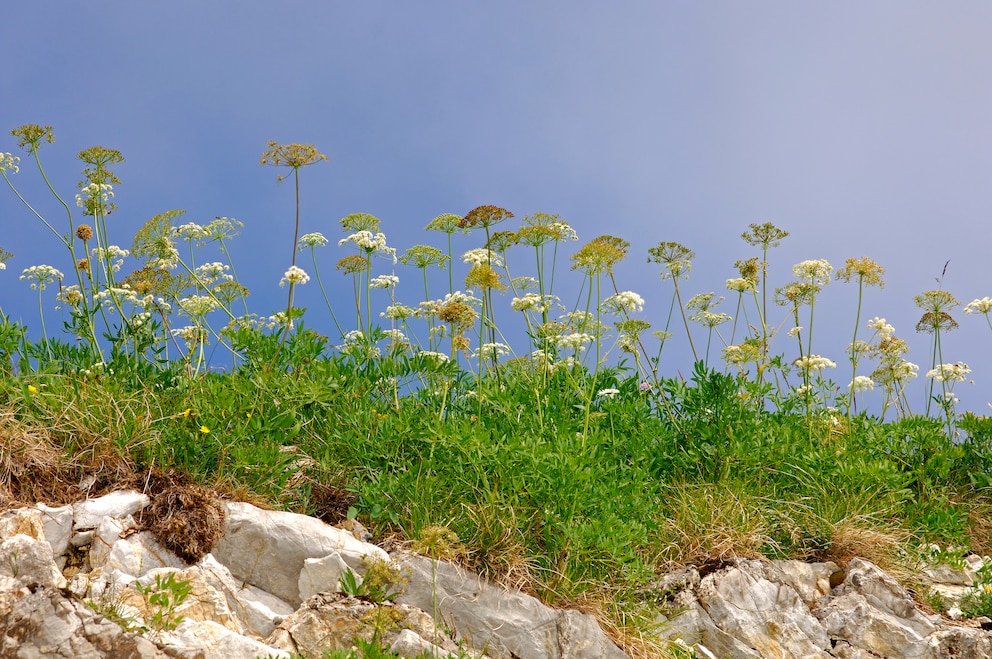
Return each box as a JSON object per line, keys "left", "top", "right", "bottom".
{"left": 199, "top": 425, "right": 210, "bottom": 434}
{"left": 183, "top": 408, "right": 192, "bottom": 418}
{"left": 27, "top": 385, "right": 38, "bottom": 394}
{"left": 246, "top": 412, "right": 252, "bottom": 419}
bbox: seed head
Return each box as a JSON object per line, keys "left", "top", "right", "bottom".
{"left": 336, "top": 255, "right": 370, "bottom": 275}
{"left": 11, "top": 124, "right": 54, "bottom": 150}
{"left": 425, "top": 213, "right": 469, "bottom": 234}
{"left": 76, "top": 225, "right": 94, "bottom": 241}
{"left": 740, "top": 222, "right": 789, "bottom": 249}
{"left": 460, "top": 205, "right": 513, "bottom": 230}
{"left": 259, "top": 141, "right": 327, "bottom": 180}
{"left": 647, "top": 241, "right": 694, "bottom": 280}
{"left": 837, "top": 256, "right": 885, "bottom": 288}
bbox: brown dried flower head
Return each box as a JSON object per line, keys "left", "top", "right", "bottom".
{"left": 336, "top": 254, "right": 370, "bottom": 275}
{"left": 459, "top": 205, "right": 514, "bottom": 230}
{"left": 76, "top": 225, "right": 94, "bottom": 241}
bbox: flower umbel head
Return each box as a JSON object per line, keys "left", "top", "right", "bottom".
{"left": 260, "top": 142, "right": 327, "bottom": 179}
{"left": 280, "top": 265, "right": 310, "bottom": 287}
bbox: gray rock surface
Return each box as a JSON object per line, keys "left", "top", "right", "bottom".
{"left": 394, "top": 551, "right": 629, "bottom": 659}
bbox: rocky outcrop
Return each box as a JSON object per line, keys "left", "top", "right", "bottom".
{"left": 2, "top": 491, "right": 991, "bottom": 658}
{"left": 656, "top": 556, "right": 992, "bottom": 658}
{"left": 0, "top": 492, "right": 629, "bottom": 658}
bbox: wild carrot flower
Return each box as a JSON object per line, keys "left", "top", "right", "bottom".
{"left": 726, "top": 277, "right": 756, "bottom": 293}
{"left": 175, "top": 222, "right": 209, "bottom": 242}
{"left": 511, "top": 293, "right": 557, "bottom": 314}
{"left": 964, "top": 297, "right": 992, "bottom": 315}
{"left": 555, "top": 332, "right": 595, "bottom": 351}
{"left": 792, "top": 259, "right": 833, "bottom": 286}
{"left": 194, "top": 262, "right": 233, "bottom": 286}
{"left": 926, "top": 362, "right": 971, "bottom": 382}
{"left": 793, "top": 354, "right": 837, "bottom": 371}
{"left": 369, "top": 274, "right": 399, "bottom": 289}
{"left": 0, "top": 152, "right": 20, "bottom": 174}
{"left": 178, "top": 294, "right": 221, "bottom": 319}
{"left": 849, "top": 375, "right": 874, "bottom": 392}
{"left": 20, "top": 265, "right": 63, "bottom": 290}
{"left": 381, "top": 303, "right": 416, "bottom": 320}
{"left": 476, "top": 342, "right": 511, "bottom": 359}
{"left": 867, "top": 317, "right": 895, "bottom": 338}
{"left": 603, "top": 291, "right": 645, "bottom": 314}
{"left": 596, "top": 387, "right": 620, "bottom": 399}
{"left": 787, "top": 326, "right": 803, "bottom": 338}
{"left": 280, "top": 265, "right": 310, "bottom": 287}
{"left": 462, "top": 248, "right": 503, "bottom": 268}
{"left": 298, "top": 232, "right": 328, "bottom": 248}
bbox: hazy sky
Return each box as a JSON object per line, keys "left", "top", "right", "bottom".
{"left": 3, "top": 2, "right": 991, "bottom": 413}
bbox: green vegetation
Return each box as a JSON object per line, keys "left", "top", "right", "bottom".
{"left": 2, "top": 126, "right": 992, "bottom": 656}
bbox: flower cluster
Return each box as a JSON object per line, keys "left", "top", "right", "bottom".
{"left": 792, "top": 259, "right": 833, "bottom": 286}
{"left": 178, "top": 294, "right": 221, "bottom": 319}
{"left": 75, "top": 182, "right": 114, "bottom": 208}
{"left": 964, "top": 297, "right": 992, "bottom": 315}
{"left": 370, "top": 274, "right": 399, "bottom": 289}
{"left": 793, "top": 354, "right": 837, "bottom": 371}
{"left": 194, "top": 262, "right": 233, "bottom": 286}
{"left": 0, "top": 152, "right": 20, "bottom": 174}
{"left": 462, "top": 248, "right": 503, "bottom": 268}
{"left": 298, "top": 232, "right": 328, "bottom": 249}
{"left": 849, "top": 375, "right": 875, "bottom": 392}
{"left": 280, "top": 266, "right": 310, "bottom": 287}
{"left": 175, "top": 222, "right": 209, "bottom": 241}
{"left": 603, "top": 291, "right": 645, "bottom": 314}
{"left": 339, "top": 231, "right": 397, "bottom": 262}
{"left": 926, "top": 362, "right": 971, "bottom": 383}
{"left": 91, "top": 245, "right": 129, "bottom": 273}
{"left": 20, "top": 265, "right": 63, "bottom": 290}
{"left": 511, "top": 293, "right": 557, "bottom": 314}
{"left": 555, "top": 332, "right": 595, "bottom": 351}
{"left": 726, "top": 277, "right": 756, "bottom": 293}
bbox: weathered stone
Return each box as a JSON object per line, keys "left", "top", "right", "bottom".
{"left": 763, "top": 559, "right": 838, "bottom": 605}
{"left": 0, "top": 507, "right": 46, "bottom": 541}
{"left": 37, "top": 502, "right": 74, "bottom": 564}
{"left": 394, "top": 551, "right": 628, "bottom": 659}
{"left": 211, "top": 501, "right": 388, "bottom": 605}
{"left": 835, "top": 558, "right": 937, "bottom": 638}
{"left": 267, "top": 592, "right": 459, "bottom": 659}
{"left": 695, "top": 562, "right": 831, "bottom": 658}
{"left": 927, "top": 626, "right": 992, "bottom": 658}
{"left": 815, "top": 591, "right": 932, "bottom": 658}
{"left": 389, "top": 628, "right": 459, "bottom": 658}
{"left": 74, "top": 490, "right": 151, "bottom": 530}
{"left": 161, "top": 618, "right": 289, "bottom": 659}
{"left": 0, "top": 585, "right": 175, "bottom": 658}
{"left": 0, "top": 533, "right": 66, "bottom": 589}
{"left": 298, "top": 551, "right": 350, "bottom": 602}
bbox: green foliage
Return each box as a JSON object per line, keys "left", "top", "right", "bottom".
{"left": 961, "top": 564, "right": 992, "bottom": 618}
{"left": 135, "top": 572, "right": 191, "bottom": 632}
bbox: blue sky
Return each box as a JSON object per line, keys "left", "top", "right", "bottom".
{"left": 3, "top": 2, "right": 991, "bottom": 413}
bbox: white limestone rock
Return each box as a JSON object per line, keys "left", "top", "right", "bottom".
{"left": 0, "top": 533, "right": 66, "bottom": 590}
{"left": 211, "top": 501, "right": 388, "bottom": 605}
{"left": 73, "top": 490, "right": 150, "bottom": 530}
{"left": 393, "top": 551, "right": 629, "bottom": 659}
{"left": 298, "top": 550, "right": 351, "bottom": 602}
{"left": 695, "top": 562, "right": 831, "bottom": 658}
{"left": 36, "top": 502, "right": 73, "bottom": 564}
